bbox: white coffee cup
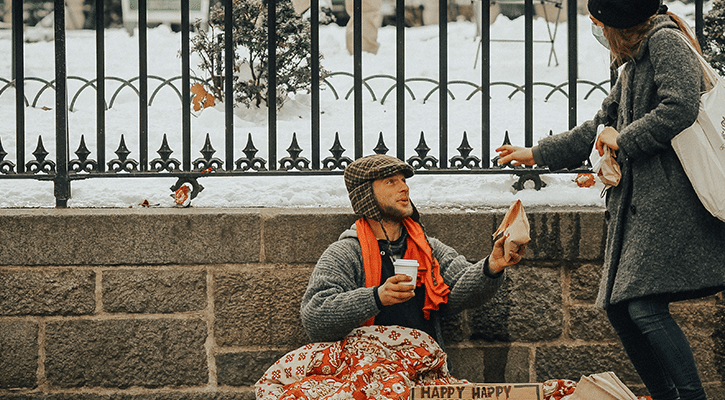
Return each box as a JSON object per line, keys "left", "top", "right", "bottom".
{"left": 393, "top": 259, "right": 419, "bottom": 287}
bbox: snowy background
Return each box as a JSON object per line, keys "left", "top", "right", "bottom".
{"left": 0, "top": 1, "right": 704, "bottom": 209}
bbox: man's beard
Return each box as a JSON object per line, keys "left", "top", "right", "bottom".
{"left": 378, "top": 202, "right": 413, "bottom": 222}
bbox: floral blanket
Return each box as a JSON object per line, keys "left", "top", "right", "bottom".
{"left": 255, "top": 325, "right": 466, "bottom": 400}
{"left": 256, "top": 325, "right": 653, "bottom": 400}
{"left": 543, "top": 379, "right": 578, "bottom": 399}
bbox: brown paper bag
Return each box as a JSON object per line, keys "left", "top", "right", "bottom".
{"left": 493, "top": 200, "right": 531, "bottom": 261}
{"left": 592, "top": 126, "right": 621, "bottom": 190}
{"left": 569, "top": 372, "right": 638, "bottom": 400}
{"left": 597, "top": 146, "right": 621, "bottom": 188}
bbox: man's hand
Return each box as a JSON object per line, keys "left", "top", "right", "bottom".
{"left": 378, "top": 275, "right": 416, "bottom": 306}
{"left": 495, "top": 145, "right": 536, "bottom": 166}
{"left": 488, "top": 235, "right": 526, "bottom": 275}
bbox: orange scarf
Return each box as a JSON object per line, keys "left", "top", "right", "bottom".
{"left": 357, "top": 218, "right": 450, "bottom": 326}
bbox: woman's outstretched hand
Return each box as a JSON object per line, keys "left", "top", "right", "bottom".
{"left": 595, "top": 126, "right": 619, "bottom": 156}
{"left": 495, "top": 145, "right": 536, "bottom": 166}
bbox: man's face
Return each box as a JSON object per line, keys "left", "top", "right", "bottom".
{"left": 372, "top": 173, "right": 413, "bottom": 221}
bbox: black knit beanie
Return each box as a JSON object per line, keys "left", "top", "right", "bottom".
{"left": 588, "top": 0, "right": 660, "bottom": 29}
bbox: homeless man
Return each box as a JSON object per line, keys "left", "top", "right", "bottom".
{"left": 300, "top": 154, "right": 525, "bottom": 344}
{"left": 255, "top": 154, "right": 525, "bottom": 400}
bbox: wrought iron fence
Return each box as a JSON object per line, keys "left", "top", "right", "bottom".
{"left": 2, "top": 0, "right": 706, "bottom": 207}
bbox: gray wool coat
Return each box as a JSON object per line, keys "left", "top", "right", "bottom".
{"left": 300, "top": 224, "right": 505, "bottom": 344}
{"left": 534, "top": 15, "right": 725, "bottom": 309}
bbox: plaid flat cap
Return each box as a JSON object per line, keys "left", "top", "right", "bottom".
{"left": 344, "top": 154, "right": 415, "bottom": 221}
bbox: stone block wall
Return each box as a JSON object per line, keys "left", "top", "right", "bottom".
{"left": 0, "top": 207, "right": 723, "bottom": 399}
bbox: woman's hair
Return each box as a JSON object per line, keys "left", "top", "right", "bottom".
{"left": 601, "top": 11, "right": 701, "bottom": 68}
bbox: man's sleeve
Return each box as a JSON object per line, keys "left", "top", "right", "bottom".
{"left": 429, "top": 237, "right": 506, "bottom": 316}
{"left": 299, "top": 240, "right": 380, "bottom": 342}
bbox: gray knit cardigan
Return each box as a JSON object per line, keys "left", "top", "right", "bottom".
{"left": 533, "top": 15, "right": 725, "bottom": 308}
{"left": 300, "top": 224, "right": 506, "bottom": 344}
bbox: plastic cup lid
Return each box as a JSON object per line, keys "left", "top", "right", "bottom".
{"left": 393, "top": 259, "right": 419, "bottom": 267}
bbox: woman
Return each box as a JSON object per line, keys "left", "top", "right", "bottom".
{"left": 496, "top": 1, "right": 725, "bottom": 399}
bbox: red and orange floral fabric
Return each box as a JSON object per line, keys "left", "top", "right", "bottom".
{"left": 255, "top": 325, "right": 466, "bottom": 400}
{"left": 543, "top": 378, "right": 578, "bottom": 399}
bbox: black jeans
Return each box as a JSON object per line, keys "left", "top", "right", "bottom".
{"left": 607, "top": 296, "right": 707, "bottom": 400}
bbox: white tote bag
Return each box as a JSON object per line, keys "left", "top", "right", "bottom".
{"left": 671, "top": 33, "right": 725, "bottom": 222}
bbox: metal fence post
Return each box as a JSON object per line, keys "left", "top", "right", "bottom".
{"left": 12, "top": 0, "right": 25, "bottom": 173}
{"left": 182, "top": 0, "right": 191, "bottom": 173}
{"left": 395, "top": 0, "right": 405, "bottom": 160}
{"left": 268, "top": 0, "right": 278, "bottom": 170}
{"left": 225, "top": 0, "right": 235, "bottom": 171}
{"left": 353, "top": 0, "right": 362, "bottom": 158}
{"left": 96, "top": 0, "right": 106, "bottom": 172}
{"left": 480, "top": 0, "right": 490, "bottom": 168}
{"left": 567, "top": 0, "right": 577, "bottom": 130}
{"left": 139, "top": 0, "right": 149, "bottom": 171}
{"left": 54, "top": 0, "right": 70, "bottom": 207}
{"left": 438, "top": 0, "right": 448, "bottom": 168}
{"left": 696, "top": 0, "right": 704, "bottom": 50}
{"left": 524, "top": 0, "right": 533, "bottom": 148}
{"left": 311, "top": 0, "right": 321, "bottom": 169}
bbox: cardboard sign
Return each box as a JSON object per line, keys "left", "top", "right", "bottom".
{"left": 411, "top": 384, "right": 543, "bottom": 400}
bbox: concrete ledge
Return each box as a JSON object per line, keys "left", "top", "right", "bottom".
{"left": 0, "top": 206, "right": 607, "bottom": 266}
{"left": 0, "top": 208, "right": 262, "bottom": 266}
